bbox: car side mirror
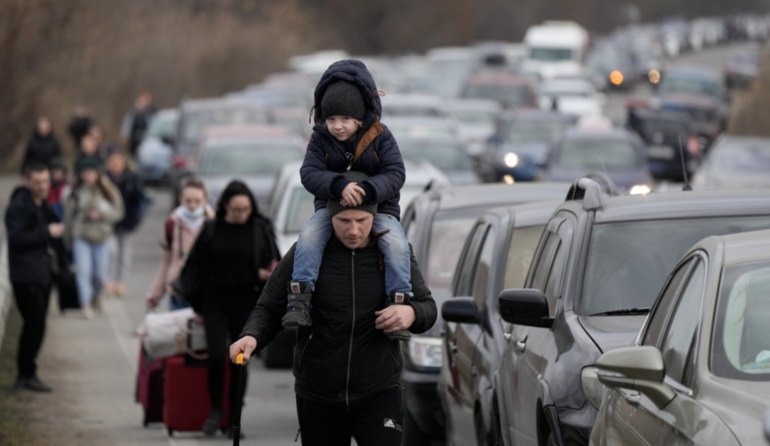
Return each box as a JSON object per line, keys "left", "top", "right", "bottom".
{"left": 595, "top": 346, "right": 676, "bottom": 409}
{"left": 498, "top": 289, "right": 553, "bottom": 328}
{"left": 442, "top": 298, "right": 479, "bottom": 324}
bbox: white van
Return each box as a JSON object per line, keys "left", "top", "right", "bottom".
{"left": 520, "top": 21, "right": 589, "bottom": 80}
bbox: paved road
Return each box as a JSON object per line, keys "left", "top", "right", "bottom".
{"left": 0, "top": 41, "right": 755, "bottom": 445}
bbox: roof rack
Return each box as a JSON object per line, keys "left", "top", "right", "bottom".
{"left": 566, "top": 177, "right": 604, "bottom": 210}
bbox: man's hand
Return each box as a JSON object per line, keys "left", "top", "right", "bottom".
{"left": 375, "top": 305, "right": 416, "bottom": 334}
{"left": 341, "top": 182, "right": 366, "bottom": 207}
{"left": 230, "top": 336, "right": 258, "bottom": 364}
{"left": 258, "top": 260, "right": 279, "bottom": 281}
{"left": 48, "top": 223, "right": 65, "bottom": 238}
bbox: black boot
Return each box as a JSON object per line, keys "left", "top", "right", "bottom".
{"left": 14, "top": 376, "right": 52, "bottom": 393}
{"left": 386, "top": 292, "right": 412, "bottom": 341}
{"left": 282, "top": 281, "right": 312, "bottom": 328}
{"left": 202, "top": 406, "right": 224, "bottom": 436}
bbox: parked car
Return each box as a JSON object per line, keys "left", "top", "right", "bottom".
{"left": 538, "top": 77, "right": 605, "bottom": 117}
{"left": 266, "top": 160, "right": 451, "bottom": 256}
{"left": 724, "top": 51, "right": 760, "bottom": 89}
{"left": 461, "top": 73, "right": 538, "bottom": 110}
{"left": 445, "top": 99, "right": 502, "bottom": 156}
{"left": 386, "top": 117, "right": 459, "bottom": 140}
{"left": 192, "top": 125, "right": 305, "bottom": 209}
{"left": 494, "top": 178, "right": 770, "bottom": 446}
{"left": 381, "top": 94, "right": 449, "bottom": 119}
{"left": 137, "top": 108, "right": 179, "bottom": 184}
{"left": 658, "top": 68, "right": 726, "bottom": 104}
{"left": 692, "top": 135, "right": 770, "bottom": 189}
{"left": 591, "top": 228, "right": 770, "bottom": 446}
{"left": 398, "top": 136, "right": 479, "bottom": 186}
{"left": 399, "top": 183, "right": 570, "bottom": 445}
{"left": 480, "top": 111, "right": 576, "bottom": 182}
{"left": 660, "top": 94, "right": 724, "bottom": 152}
{"left": 539, "top": 128, "right": 653, "bottom": 193}
{"left": 626, "top": 108, "right": 700, "bottom": 181}
{"left": 438, "top": 200, "right": 560, "bottom": 446}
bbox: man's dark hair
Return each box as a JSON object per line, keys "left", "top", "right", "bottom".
{"left": 24, "top": 162, "right": 49, "bottom": 178}
{"left": 216, "top": 180, "right": 260, "bottom": 220}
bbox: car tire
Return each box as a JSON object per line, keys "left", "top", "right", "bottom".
{"left": 403, "top": 408, "right": 433, "bottom": 446}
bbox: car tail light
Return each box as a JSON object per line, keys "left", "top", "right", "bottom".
{"left": 687, "top": 135, "right": 700, "bottom": 156}
{"left": 173, "top": 156, "right": 187, "bottom": 169}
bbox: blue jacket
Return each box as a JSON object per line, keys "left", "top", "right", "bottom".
{"left": 300, "top": 60, "right": 406, "bottom": 219}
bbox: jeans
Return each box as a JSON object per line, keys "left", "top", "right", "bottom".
{"left": 73, "top": 238, "right": 109, "bottom": 306}
{"left": 296, "top": 388, "right": 404, "bottom": 446}
{"left": 108, "top": 230, "right": 133, "bottom": 284}
{"left": 293, "top": 210, "right": 412, "bottom": 295}
{"left": 12, "top": 283, "right": 51, "bottom": 379}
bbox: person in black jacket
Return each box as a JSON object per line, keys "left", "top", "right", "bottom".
{"left": 5, "top": 163, "right": 66, "bottom": 393}
{"left": 67, "top": 106, "right": 93, "bottom": 150}
{"left": 229, "top": 172, "right": 437, "bottom": 446}
{"left": 105, "top": 149, "right": 149, "bottom": 297}
{"left": 179, "top": 180, "right": 280, "bottom": 437}
{"left": 22, "top": 116, "right": 62, "bottom": 173}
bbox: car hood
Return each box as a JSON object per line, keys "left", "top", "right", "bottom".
{"left": 544, "top": 166, "right": 651, "bottom": 190}
{"left": 577, "top": 315, "right": 648, "bottom": 353}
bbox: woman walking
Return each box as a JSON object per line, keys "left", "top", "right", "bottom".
{"left": 64, "top": 158, "right": 124, "bottom": 319}
{"left": 146, "top": 177, "right": 213, "bottom": 311}
{"left": 179, "top": 180, "right": 279, "bottom": 437}
{"left": 22, "top": 116, "right": 62, "bottom": 173}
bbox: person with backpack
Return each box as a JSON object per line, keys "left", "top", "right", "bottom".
{"left": 104, "top": 148, "right": 151, "bottom": 297}
{"left": 229, "top": 172, "right": 437, "bottom": 446}
{"left": 146, "top": 177, "right": 214, "bottom": 311}
{"left": 280, "top": 60, "right": 413, "bottom": 343}
{"left": 178, "top": 180, "right": 280, "bottom": 437}
{"left": 64, "top": 158, "right": 124, "bottom": 319}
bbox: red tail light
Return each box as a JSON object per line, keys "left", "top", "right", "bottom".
{"left": 173, "top": 156, "right": 187, "bottom": 169}
{"left": 687, "top": 135, "right": 700, "bottom": 157}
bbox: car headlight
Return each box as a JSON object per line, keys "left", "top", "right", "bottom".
{"left": 581, "top": 367, "right": 605, "bottom": 409}
{"left": 503, "top": 152, "right": 519, "bottom": 168}
{"left": 629, "top": 184, "right": 651, "bottom": 195}
{"left": 408, "top": 337, "right": 443, "bottom": 368}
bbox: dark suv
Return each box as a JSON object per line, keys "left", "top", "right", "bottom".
{"left": 399, "top": 183, "right": 569, "bottom": 445}
{"left": 494, "top": 179, "right": 770, "bottom": 446}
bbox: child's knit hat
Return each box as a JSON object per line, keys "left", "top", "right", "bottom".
{"left": 321, "top": 80, "right": 366, "bottom": 121}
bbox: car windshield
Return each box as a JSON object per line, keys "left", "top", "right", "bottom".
{"left": 284, "top": 187, "right": 316, "bottom": 233}
{"left": 450, "top": 109, "right": 498, "bottom": 125}
{"left": 426, "top": 212, "right": 479, "bottom": 298}
{"left": 712, "top": 261, "right": 770, "bottom": 381}
{"left": 199, "top": 144, "right": 303, "bottom": 176}
{"left": 506, "top": 119, "right": 569, "bottom": 144}
{"left": 659, "top": 76, "right": 722, "bottom": 99}
{"left": 399, "top": 141, "right": 471, "bottom": 171}
{"left": 463, "top": 84, "right": 531, "bottom": 107}
{"left": 182, "top": 107, "right": 271, "bottom": 140}
{"left": 709, "top": 143, "right": 770, "bottom": 173}
{"left": 581, "top": 217, "right": 770, "bottom": 316}
{"left": 530, "top": 47, "right": 573, "bottom": 62}
{"left": 146, "top": 115, "right": 178, "bottom": 139}
{"left": 556, "top": 138, "right": 639, "bottom": 169}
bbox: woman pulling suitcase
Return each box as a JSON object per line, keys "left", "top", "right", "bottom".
{"left": 179, "top": 180, "right": 280, "bottom": 437}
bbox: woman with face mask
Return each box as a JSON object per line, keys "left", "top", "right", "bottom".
{"left": 146, "top": 177, "right": 214, "bottom": 311}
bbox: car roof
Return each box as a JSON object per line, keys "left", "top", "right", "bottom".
{"left": 502, "top": 110, "right": 576, "bottom": 122}
{"left": 661, "top": 94, "right": 718, "bottom": 108}
{"left": 664, "top": 67, "right": 721, "bottom": 82}
{"left": 381, "top": 94, "right": 445, "bottom": 106}
{"left": 562, "top": 127, "right": 633, "bottom": 140}
{"left": 714, "top": 229, "right": 770, "bottom": 266}
{"left": 385, "top": 117, "right": 454, "bottom": 127}
{"left": 429, "top": 182, "right": 570, "bottom": 212}
{"left": 397, "top": 135, "right": 464, "bottom": 145}
{"left": 181, "top": 97, "right": 271, "bottom": 111}
{"left": 444, "top": 98, "right": 502, "bottom": 112}
{"left": 465, "top": 73, "right": 534, "bottom": 86}
{"left": 201, "top": 125, "right": 294, "bottom": 139}
{"left": 630, "top": 108, "right": 690, "bottom": 122}
{"left": 593, "top": 189, "right": 770, "bottom": 224}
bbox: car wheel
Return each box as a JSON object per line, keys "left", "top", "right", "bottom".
{"left": 403, "top": 408, "right": 433, "bottom": 446}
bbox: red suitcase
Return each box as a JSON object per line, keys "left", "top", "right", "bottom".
{"left": 136, "top": 348, "right": 165, "bottom": 426}
{"left": 163, "top": 356, "right": 231, "bottom": 436}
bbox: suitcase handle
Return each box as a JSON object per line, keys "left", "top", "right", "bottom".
{"left": 236, "top": 353, "right": 244, "bottom": 365}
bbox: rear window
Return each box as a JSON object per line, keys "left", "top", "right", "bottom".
{"left": 506, "top": 120, "right": 570, "bottom": 144}
{"left": 556, "top": 138, "right": 639, "bottom": 169}
{"left": 199, "top": 145, "right": 303, "bottom": 176}
{"left": 640, "top": 120, "right": 689, "bottom": 139}
{"left": 399, "top": 141, "right": 471, "bottom": 172}
{"left": 530, "top": 47, "right": 573, "bottom": 62}
{"left": 581, "top": 216, "right": 770, "bottom": 316}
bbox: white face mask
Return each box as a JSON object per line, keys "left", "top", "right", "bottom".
{"left": 181, "top": 206, "right": 205, "bottom": 219}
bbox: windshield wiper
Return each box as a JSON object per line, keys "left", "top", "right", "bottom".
{"left": 589, "top": 307, "right": 651, "bottom": 317}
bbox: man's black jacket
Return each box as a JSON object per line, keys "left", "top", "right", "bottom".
{"left": 240, "top": 236, "right": 437, "bottom": 408}
{"left": 5, "top": 187, "right": 64, "bottom": 284}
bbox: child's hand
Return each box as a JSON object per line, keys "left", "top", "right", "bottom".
{"left": 341, "top": 182, "right": 366, "bottom": 207}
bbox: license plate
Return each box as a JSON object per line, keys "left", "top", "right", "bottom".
{"left": 648, "top": 145, "right": 675, "bottom": 159}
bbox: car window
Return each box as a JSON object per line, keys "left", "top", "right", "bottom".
{"left": 543, "top": 219, "right": 574, "bottom": 314}
{"left": 428, "top": 215, "right": 482, "bottom": 299}
{"left": 530, "top": 232, "right": 560, "bottom": 292}
{"left": 398, "top": 141, "right": 471, "bottom": 172}
{"left": 284, "top": 188, "right": 316, "bottom": 233}
{"left": 503, "top": 225, "right": 546, "bottom": 290}
{"left": 454, "top": 223, "right": 488, "bottom": 297}
{"left": 658, "top": 260, "right": 706, "bottom": 386}
{"left": 712, "top": 261, "right": 770, "bottom": 381}
{"left": 643, "top": 259, "right": 695, "bottom": 348}
{"left": 471, "top": 227, "right": 497, "bottom": 310}
{"left": 506, "top": 120, "right": 569, "bottom": 144}
{"left": 556, "top": 138, "right": 640, "bottom": 169}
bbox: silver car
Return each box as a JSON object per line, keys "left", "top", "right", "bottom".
{"left": 591, "top": 229, "right": 770, "bottom": 446}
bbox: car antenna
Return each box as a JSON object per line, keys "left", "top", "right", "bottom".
{"left": 678, "top": 135, "right": 692, "bottom": 191}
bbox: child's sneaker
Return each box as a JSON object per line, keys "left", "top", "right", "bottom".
{"left": 282, "top": 281, "right": 313, "bottom": 328}
{"left": 386, "top": 292, "right": 412, "bottom": 341}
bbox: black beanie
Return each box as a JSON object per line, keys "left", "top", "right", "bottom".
{"left": 321, "top": 81, "right": 366, "bottom": 121}
{"left": 327, "top": 171, "right": 377, "bottom": 218}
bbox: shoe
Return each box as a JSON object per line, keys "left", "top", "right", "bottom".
{"left": 386, "top": 292, "right": 412, "bottom": 341}
{"left": 15, "top": 376, "right": 52, "bottom": 393}
{"left": 82, "top": 305, "right": 94, "bottom": 320}
{"left": 114, "top": 284, "right": 126, "bottom": 298}
{"left": 281, "top": 281, "right": 312, "bottom": 328}
{"left": 202, "top": 406, "right": 224, "bottom": 436}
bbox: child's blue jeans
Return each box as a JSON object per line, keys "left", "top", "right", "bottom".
{"left": 293, "top": 209, "right": 412, "bottom": 295}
